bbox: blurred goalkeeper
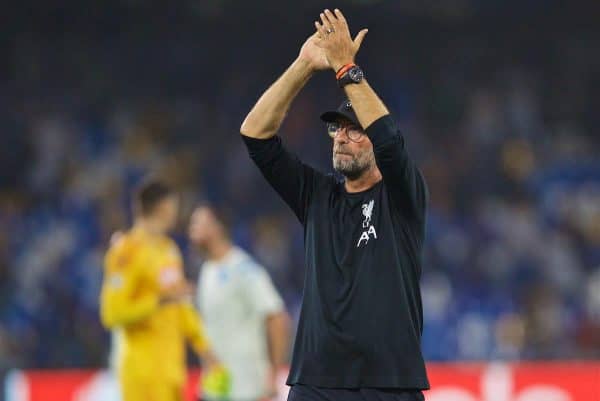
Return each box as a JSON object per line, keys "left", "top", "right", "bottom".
{"left": 189, "top": 205, "right": 291, "bottom": 401}
{"left": 100, "top": 179, "right": 223, "bottom": 401}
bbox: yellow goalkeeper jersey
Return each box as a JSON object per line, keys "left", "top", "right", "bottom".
{"left": 100, "top": 227, "right": 209, "bottom": 386}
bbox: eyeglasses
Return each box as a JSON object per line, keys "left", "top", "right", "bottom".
{"left": 326, "top": 122, "right": 365, "bottom": 142}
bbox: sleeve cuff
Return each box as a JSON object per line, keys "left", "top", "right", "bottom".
{"left": 241, "top": 134, "right": 279, "bottom": 147}
{"left": 241, "top": 134, "right": 283, "bottom": 163}
{"left": 364, "top": 114, "right": 400, "bottom": 148}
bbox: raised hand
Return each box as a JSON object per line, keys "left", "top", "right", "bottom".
{"left": 314, "top": 9, "right": 368, "bottom": 72}
{"left": 298, "top": 32, "right": 330, "bottom": 72}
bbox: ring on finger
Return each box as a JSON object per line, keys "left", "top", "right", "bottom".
{"left": 326, "top": 28, "right": 334, "bottom": 34}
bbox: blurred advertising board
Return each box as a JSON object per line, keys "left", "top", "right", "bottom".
{"left": 4, "top": 363, "right": 599, "bottom": 401}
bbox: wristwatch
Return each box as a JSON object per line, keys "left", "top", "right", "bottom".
{"left": 337, "top": 65, "right": 364, "bottom": 88}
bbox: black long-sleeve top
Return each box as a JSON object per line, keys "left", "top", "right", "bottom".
{"left": 242, "top": 114, "right": 430, "bottom": 389}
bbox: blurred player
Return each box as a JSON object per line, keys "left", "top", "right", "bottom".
{"left": 100, "top": 179, "right": 223, "bottom": 401}
{"left": 189, "top": 205, "right": 291, "bottom": 401}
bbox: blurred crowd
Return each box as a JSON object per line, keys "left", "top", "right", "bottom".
{"left": 0, "top": 1, "right": 599, "bottom": 368}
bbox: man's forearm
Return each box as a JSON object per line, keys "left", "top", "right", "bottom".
{"left": 343, "top": 79, "right": 389, "bottom": 129}
{"left": 266, "top": 312, "right": 290, "bottom": 368}
{"left": 241, "top": 59, "right": 314, "bottom": 139}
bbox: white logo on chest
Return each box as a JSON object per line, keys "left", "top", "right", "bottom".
{"left": 357, "top": 200, "right": 377, "bottom": 247}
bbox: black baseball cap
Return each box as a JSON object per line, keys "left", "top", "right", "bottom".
{"left": 320, "top": 99, "right": 361, "bottom": 128}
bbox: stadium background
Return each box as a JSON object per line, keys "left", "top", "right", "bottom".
{"left": 0, "top": 0, "right": 599, "bottom": 400}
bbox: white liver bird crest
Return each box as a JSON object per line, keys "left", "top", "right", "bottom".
{"left": 362, "top": 200, "right": 374, "bottom": 228}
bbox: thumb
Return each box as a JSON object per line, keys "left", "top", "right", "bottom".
{"left": 353, "top": 28, "right": 369, "bottom": 49}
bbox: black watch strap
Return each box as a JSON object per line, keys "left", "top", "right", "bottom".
{"left": 338, "top": 65, "right": 365, "bottom": 88}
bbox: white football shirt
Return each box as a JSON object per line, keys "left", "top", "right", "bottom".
{"left": 197, "top": 246, "right": 284, "bottom": 400}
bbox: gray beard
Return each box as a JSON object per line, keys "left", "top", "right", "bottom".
{"left": 333, "top": 156, "right": 370, "bottom": 181}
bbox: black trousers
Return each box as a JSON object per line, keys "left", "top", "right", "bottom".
{"left": 287, "top": 384, "right": 425, "bottom": 401}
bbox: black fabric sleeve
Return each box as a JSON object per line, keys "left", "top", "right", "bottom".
{"left": 365, "top": 115, "right": 428, "bottom": 221}
{"left": 241, "top": 134, "right": 317, "bottom": 224}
